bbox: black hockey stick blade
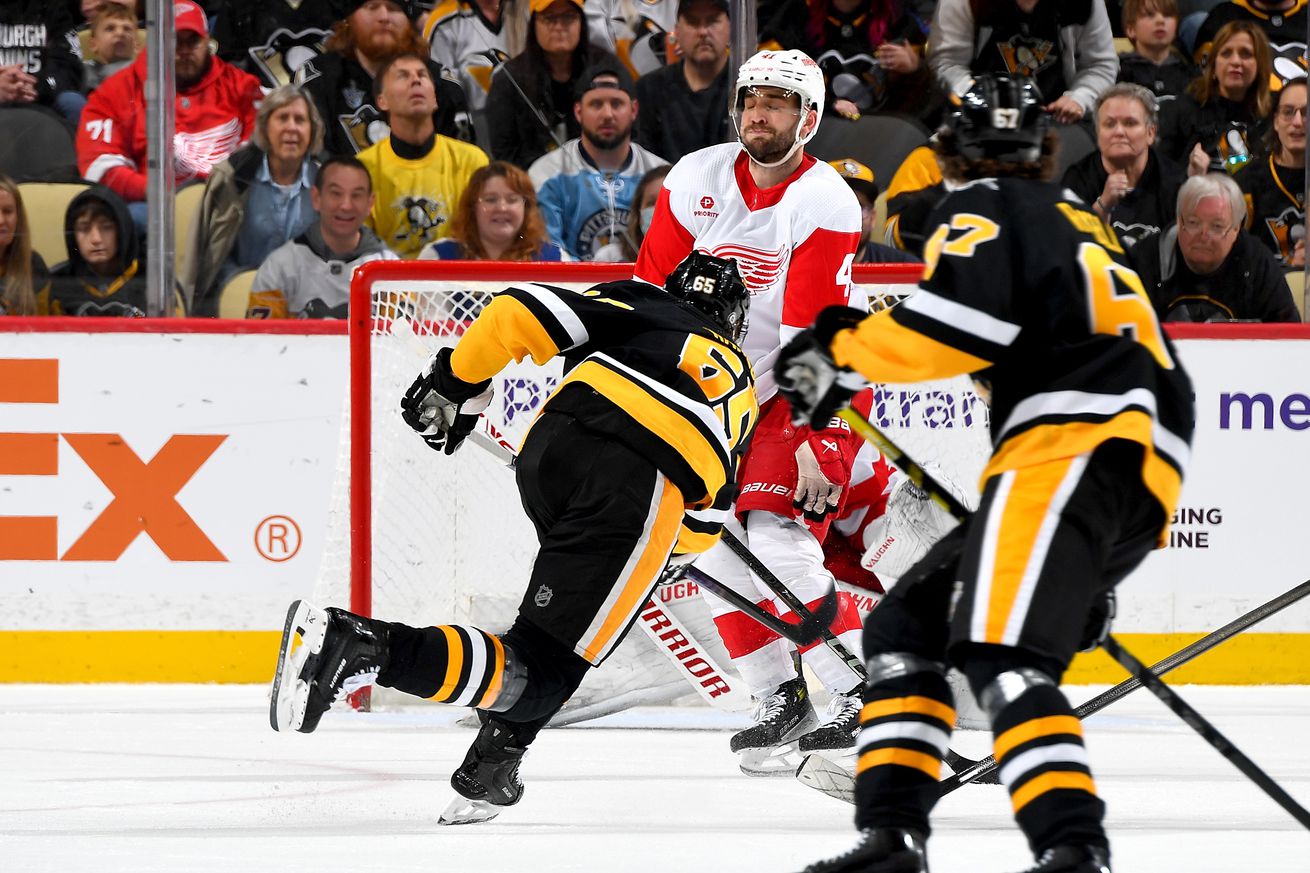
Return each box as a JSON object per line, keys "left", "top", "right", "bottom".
{"left": 719, "top": 528, "right": 865, "bottom": 679}
{"left": 1101, "top": 633, "right": 1310, "bottom": 830}
{"left": 686, "top": 565, "right": 833, "bottom": 646}
{"left": 937, "top": 578, "right": 1310, "bottom": 796}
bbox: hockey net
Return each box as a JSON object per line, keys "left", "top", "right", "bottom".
{"left": 312, "top": 261, "right": 990, "bottom": 719}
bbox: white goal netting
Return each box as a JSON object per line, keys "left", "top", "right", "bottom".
{"left": 313, "top": 262, "right": 991, "bottom": 720}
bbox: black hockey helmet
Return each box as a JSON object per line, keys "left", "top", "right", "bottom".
{"left": 665, "top": 251, "right": 750, "bottom": 342}
{"left": 946, "top": 74, "right": 1050, "bottom": 163}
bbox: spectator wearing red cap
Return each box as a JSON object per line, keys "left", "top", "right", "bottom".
{"left": 76, "top": 0, "right": 264, "bottom": 230}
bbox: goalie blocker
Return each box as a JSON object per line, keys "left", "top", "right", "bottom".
{"left": 271, "top": 252, "right": 759, "bottom": 825}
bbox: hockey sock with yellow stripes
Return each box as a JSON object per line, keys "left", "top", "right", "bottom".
{"left": 989, "top": 682, "right": 1107, "bottom": 852}
{"left": 853, "top": 665, "right": 956, "bottom": 833}
{"left": 377, "top": 622, "right": 522, "bottom": 711}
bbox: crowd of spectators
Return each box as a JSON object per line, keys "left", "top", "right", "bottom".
{"left": 0, "top": 0, "right": 1304, "bottom": 321}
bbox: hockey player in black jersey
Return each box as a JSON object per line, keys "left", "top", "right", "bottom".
{"left": 269, "top": 252, "right": 756, "bottom": 825}
{"left": 777, "top": 75, "right": 1195, "bottom": 873}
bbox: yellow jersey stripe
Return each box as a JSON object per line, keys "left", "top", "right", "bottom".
{"left": 477, "top": 633, "right": 506, "bottom": 709}
{"left": 861, "top": 695, "right": 957, "bottom": 726}
{"left": 994, "top": 715, "right": 1083, "bottom": 761}
{"left": 1010, "top": 771, "right": 1097, "bottom": 813}
{"left": 430, "top": 625, "right": 465, "bottom": 703}
{"left": 857, "top": 747, "right": 942, "bottom": 779}
{"left": 832, "top": 311, "right": 992, "bottom": 384}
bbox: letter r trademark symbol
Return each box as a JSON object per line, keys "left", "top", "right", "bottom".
{"left": 255, "top": 515, "right": 302, "bottom": 562}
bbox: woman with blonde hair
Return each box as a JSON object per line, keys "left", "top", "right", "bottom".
{"left": 1158, "top": 19, "right": 1274, "bottom": 175}
{"left": 0, "top": 176, "right": 49, "bottom": 316}
{"left": 419, "top": 161, "right": 566, "bottom": 261}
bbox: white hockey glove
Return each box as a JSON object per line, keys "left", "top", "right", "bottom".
{"left": 775, "top": 306, "right": 869, "bottom": 427}
{"left": 861, "top": 475, "right": 960, "bottom": 582}
{"left": 400, "top": 348, "right": 493, "bottom": 456}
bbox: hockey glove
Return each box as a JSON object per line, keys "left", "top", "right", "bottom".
{"left": 1078, "top": 589, "right": 1117, "bottom": 653}
{"left": 775, "top": 306, "right": 869, "bottom": 427}
{"left": 400, "top": 348, "right": 494, "bottom": 456}
{"left": 793, "top": 425, "right": 852, "bottom": 522}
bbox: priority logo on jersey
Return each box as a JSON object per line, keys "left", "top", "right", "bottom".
{"left": 709, "top": 242, "right": 788, "bottom": 292}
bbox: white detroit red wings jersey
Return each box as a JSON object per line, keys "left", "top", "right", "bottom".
{"left": 634, "top": 142, "right": 863, "bottom": 401}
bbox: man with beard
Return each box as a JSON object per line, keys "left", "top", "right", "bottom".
{"left": 634, "top": 49, "right": 870, "bottom": 775}
{"left": 634, "top": 0, "right": 734, "bottom": 163}
{"left": 297, "top": 0, "right": 472, "bottom": 156}
{"left": 528, "top": 61, "right": 667, "bottom": 260}
{"left": 357, "top": 53, "right": 489, "bottom": 258}
{"left": 76, "top": 0, "right": 263, "bottom": 231}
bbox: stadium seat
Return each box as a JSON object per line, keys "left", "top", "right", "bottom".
{"left": 18, "top": 182, "right": 90, "bottom": 266}
{"left": 218, "top": 269, "right": 257, "bottom": 319}
{"left": 807, "top": 114, "right": 931, "bottom": 198}
{"left": 1284, "top": 270, "right": 1305, "bottom": 321}
{"left": 0, "top": 107, "right": 78, "bottom": 182}
{"left": 174, "top": 181, "right": 207, "bottom": 288}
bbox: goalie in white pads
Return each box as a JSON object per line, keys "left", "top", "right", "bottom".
{"left": 269, "top": 252, "right": 757, "bottom": 825}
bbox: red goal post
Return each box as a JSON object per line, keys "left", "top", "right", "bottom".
{"left": 321, "top": 260, "right": 984, "bottom": 712}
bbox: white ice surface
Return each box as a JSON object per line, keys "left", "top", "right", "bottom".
{"left": 2, "top": 684, "right": 1307, "bottom": 873}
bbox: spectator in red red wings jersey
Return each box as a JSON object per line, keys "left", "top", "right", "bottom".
{"left": 75, "top": 0, "right": 263, "bottom": 232}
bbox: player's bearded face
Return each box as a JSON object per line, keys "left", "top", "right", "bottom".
{"left": 737, "top": 88, "right": 802, "bottom": 164}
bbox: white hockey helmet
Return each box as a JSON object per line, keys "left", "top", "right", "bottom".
{"left": 733, "top": 49, "right": 826, "bottom": 166}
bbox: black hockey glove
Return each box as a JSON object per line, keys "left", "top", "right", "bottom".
{"left": 400, "top": 348, "right": 493, "bottom": 456}
{"left": 775, "top": 305, "right": 869, "bottom": 427}
{"left": 1078, "top": 589, "right": 1117, "bottom": 653}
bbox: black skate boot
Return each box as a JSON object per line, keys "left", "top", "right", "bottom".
{"left": 731, "top": 677, "right": 818, "bottom": 776}
{"left": 1012, "top": 845, "right": 1111, "bottom": 873}
{"left": 798, "top": 685, "right": 862, "bottom": 754}
{"left": 270, "top": 600, "right": 389, "bottom": 733}
{"left": 798, "top": 827, "right": 929, "bottom": 873}
{"left": 440, "top": 714, "right": 530, "bottom": 825}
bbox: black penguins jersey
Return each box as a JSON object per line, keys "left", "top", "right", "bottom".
{"left": 1193, "top": 0, "right": 1308, "bottom": 82}
{"left": 448, "top": 279, "right": 759, "bottom": 551}
{"left": 829, "top": 178, "right": 1195, "bottom": 537}
{"left": 1238, "top": 153, "right": 1306, "bottom": 265}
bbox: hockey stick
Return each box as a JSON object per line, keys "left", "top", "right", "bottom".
{"left": 719, "top": 528, "right": 866, "bottom": 681}
{"left": 1101, "top": 633, "right": 1310, "bottom": 829}
{"left": 937, "top": 577, "right": 1310, "bottom": 794}
{"left": 840, "top": 405, "right": 1310, "bottom": 815}
{"left": 684, "top": 564, "right": 836, "bottom": 645}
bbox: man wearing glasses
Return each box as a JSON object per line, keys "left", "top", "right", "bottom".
{"left": 1131, "top": 172, "right": 1300, "bottom": 321}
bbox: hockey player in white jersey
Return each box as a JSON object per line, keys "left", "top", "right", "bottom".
{"left": 634, "top": 48, "right": 869, "bottom": 774}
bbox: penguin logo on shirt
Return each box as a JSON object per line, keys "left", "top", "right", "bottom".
{"left": 395, "top": 195, "right": 448, "bottom": 249}
{"left": 1264, "top": 205, "right": 1305, "bottom": 263}
{"left": 996, "top": 35, "right": 1055, "bottom": 77}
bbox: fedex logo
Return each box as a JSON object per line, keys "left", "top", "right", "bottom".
{"left": 0, "top": 358, "right": 227, "bottom": 562}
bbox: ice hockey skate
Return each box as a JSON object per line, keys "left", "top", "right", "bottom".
{"left": 269, "top": 600, "right": 388, "bottom": 733}
{"left": 797, "top": 687, "right": 861, "bottom": 755}
{"left": 439, "top": 714, "right": 530, "bottom": 825}
{"left": 1011, "top": 844, "right": 1110, "bottom": 873}
{"left": 798, "top": 827, "right": 929, "bottom": 873}
{"left": 731, "top": 677, "right": 818, "bottom": 776}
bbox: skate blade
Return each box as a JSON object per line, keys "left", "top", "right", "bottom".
{"left": 269, "top": 600, "right": 328, "bottom": 733}
{"left": 796, "top": 753, "right": 855, "bottom": 804}
{"left": 738, "top": 742, "right": 803, "bottom": 777}
{"left": 438, "top": 795, "right": 505, "bottom": 826}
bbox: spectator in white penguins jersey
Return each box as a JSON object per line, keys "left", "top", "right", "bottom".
{"left": 247, "top": 156, "right": 399, "bottom": 319}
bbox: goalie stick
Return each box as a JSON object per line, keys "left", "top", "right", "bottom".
{"left": 837, "top": 406, "right": 1310, "bottom": 825}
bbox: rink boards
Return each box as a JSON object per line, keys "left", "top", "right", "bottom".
{"left": 1, "top": 317, "right": 1309, "bottom": 684}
